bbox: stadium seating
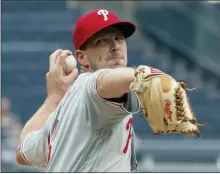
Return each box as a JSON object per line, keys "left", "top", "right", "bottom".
{"left": 2, "top": 1, "right": 81, "bottom": 121}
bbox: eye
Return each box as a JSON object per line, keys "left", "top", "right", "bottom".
{"left": 96, "top": 38, "right": 106, "bottom": 45}
{"left": 115, "top": 36, "right": 124, "bottom": 41}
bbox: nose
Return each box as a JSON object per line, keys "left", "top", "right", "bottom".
{"left": 110, "top": 39, "right": 120, "bottom": 53}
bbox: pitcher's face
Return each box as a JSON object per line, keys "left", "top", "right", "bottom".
{"left": 75, "top": 27, "right": 127, "bottom": 71}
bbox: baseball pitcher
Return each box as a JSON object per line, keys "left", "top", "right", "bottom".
{"left": 16, "top": 9, "right": 206, "bottom": 172}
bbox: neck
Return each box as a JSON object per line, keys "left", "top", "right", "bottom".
{"left": 80, "top": 65, "right": 93, "bottom": 73}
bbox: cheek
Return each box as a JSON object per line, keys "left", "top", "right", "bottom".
{"left": 100, "top": 56, "right": 104, "bottom": 61}
{"left": 93, "top": 54, "right": 106, "bottom": 62}
{"left": 89, "top": 47, "right": 112, "bottom": 63}
{"left": 123, "top": 46, "right": 127, "bottom": 59}
{"left": 97, "top": 51, "right": 109, "bottom": 61}
{"left": 90, "top": 54, "right": 106, "bottom": 65}
{"left": 121, "top": 42, "right": 127, "bottom": 53}
{"left": 94, "top": 49, "right": 108, "bottom": 60}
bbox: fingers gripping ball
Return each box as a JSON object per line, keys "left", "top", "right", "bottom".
{"left": 56, "top": 55, "right": 77, "bottom": 75}
{"left": 130, "top": 65, "right": 207, "bottom": 137}
{"left": 55, "top": 54, "right": 77, "bottom": 75}
{"left": 63, "top": 55, "right": 77, "bottom": 75}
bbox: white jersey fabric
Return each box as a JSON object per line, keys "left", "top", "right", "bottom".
{"left": 21, "top": 69, "right": 140, "bottom": 172}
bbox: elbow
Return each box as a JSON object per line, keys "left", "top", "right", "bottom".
{"left": 16, "top": 147, "right": 23, "bottom": 165}
{"left": 16, "top": 146, "right": 24, "bottom": 165}
{"left": 16, "top": 146, "right": 31, "bottom": 166}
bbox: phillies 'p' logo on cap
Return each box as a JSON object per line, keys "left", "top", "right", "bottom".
{"left": 97, "top": 9, "right": 109, "bottom": 21}
{"left": 73, "top": 9, "right": 136, "bottom": 50}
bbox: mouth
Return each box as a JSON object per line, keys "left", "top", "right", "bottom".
{"left": 109, "top": 56, "right": 123, "bottom": 60}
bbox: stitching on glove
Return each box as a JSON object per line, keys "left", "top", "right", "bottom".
{"left": 175, "top": 81, "right": 207, "bottom": 137}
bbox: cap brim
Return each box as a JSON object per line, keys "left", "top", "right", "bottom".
{"left": 110, "top": 21, "right": 136, "bottom": 39}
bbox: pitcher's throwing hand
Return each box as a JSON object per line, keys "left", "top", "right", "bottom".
{"left": 47, "top": 49, "right": 79, "bottom": 102}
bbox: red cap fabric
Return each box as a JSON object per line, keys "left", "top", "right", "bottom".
{"left": 73, "top": 9, "right": 136, "bottom": 49}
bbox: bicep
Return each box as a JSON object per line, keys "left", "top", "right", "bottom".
{"left": 96, "top": 67, "right": 135, "bottom": 99}
{"left": 96, "top": 70, "right": 123, "bottom": 99}
{"left": 17, "top": 130, "right": 48, "bottom": 167}
{"left": 85, "top": 70, "right": 140, "bottom": 130}
{"left": 84, "top": 70, "right": 124, "bottom": 129}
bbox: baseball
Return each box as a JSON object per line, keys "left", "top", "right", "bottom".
{"left": 63, "top": 55, "right": 77, "bottom": 75}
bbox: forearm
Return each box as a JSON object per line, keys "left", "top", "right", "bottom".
{"left": 97, "top": 67, "right": 135, "bottom": 98}
{"left": 19, "top": 96, "right": 60, "bottom": 142}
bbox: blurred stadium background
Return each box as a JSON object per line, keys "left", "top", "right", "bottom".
{"left": 1, "top": 1, "right": 220, "bottom": 172}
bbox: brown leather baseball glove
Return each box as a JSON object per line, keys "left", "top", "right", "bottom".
{"left": 130, "top": 65, "right": 207, "bottom": 137}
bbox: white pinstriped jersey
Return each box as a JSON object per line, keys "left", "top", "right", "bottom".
{"left": 21, "top": 69, "right": 140, "bottom": 172}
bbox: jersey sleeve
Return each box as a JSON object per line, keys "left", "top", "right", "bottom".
{"left": 21, "top": 129, "right": 48, "bottom": 167}
{"left": 85, "top": 69, "right": 140, "bottom": 130}
{"left": 20, "top": 114, "right": 54, "bottom": 167}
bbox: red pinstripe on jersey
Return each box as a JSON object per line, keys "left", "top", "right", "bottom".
{"left": 123, "top": 118, "right": 133, "bottom": 154}
{"left": 47, "top": 132, "right": 51, "bottom": 165}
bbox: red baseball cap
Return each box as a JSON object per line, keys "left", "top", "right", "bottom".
{"left": 73, "top": 9, "right": 136, "bottom": 50}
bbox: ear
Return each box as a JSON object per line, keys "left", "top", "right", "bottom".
{"left": 75, "top": 49, "right": 89, "bottom": 67}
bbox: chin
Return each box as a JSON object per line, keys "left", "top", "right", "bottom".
{"left": 112, "top": 64, "right": 126, "bottom": 68}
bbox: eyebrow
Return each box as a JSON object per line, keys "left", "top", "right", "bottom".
{"left": 81, "top": 31, "right": 124, "bottom": 49}
{"left": 95, "top": 32, "right": 124, "bottom": 40}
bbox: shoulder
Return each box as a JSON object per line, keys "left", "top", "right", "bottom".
{"left": 78, "top": 69, "right": 110, "bottom": 77}
{"left": 76, "top": 69, "right": 110, "bottom": 85}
